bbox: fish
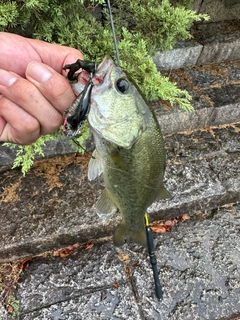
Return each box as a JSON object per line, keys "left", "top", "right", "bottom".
{"left": 66, "top": 55, "right": 171, "bottom": 247}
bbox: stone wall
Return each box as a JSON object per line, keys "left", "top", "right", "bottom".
{"left": 153, "top": 20, "right": 240, "bottom": 70}
{"left": 193, "top": 0, "right": 240, "bottom": 21}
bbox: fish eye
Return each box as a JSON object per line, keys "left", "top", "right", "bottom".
{"left": 116, "top": 78, "right": 129, "bottom": 94}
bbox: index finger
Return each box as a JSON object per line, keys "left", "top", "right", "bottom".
{"left": 0, "top": 32, "right": 83, "bottom": 77}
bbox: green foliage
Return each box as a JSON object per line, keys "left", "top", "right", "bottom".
{"left": 114, "top": 0, "right": 204, "bottom": 53}
{"left": 68, "top": 120, "right": 91, "bottom": 153}
{"left": 0, "top": 0, "right": 208, "bottom": 173}
{"left": 3, "top": 129, "right": 62, "bottom": 175}
{"left": 2, "top": 142, "right": 43, "bottom": 176}
{"left": 6, "top": 294, "right": 19, "bottom": 319}
{"left": 3, "top": 121, "right": 90, "bottom": 175}
{"left": 118, "top": 28, "right": 192, "bottom": 108}
{"left": 0, "top": 3, "right": 18, "bottom": 28}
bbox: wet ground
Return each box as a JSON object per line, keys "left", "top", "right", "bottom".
{"left": 0, "top": 204, "right": 239, "bottom": 320}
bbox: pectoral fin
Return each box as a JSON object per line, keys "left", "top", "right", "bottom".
{"left": 157, "top": 185, "right": 172, "bottom": 200}
{"left": 88, "top": 149, "right": 103, "bottom": 181}
{"left": 95, "top": 190, "right": 118, "bottom": 220}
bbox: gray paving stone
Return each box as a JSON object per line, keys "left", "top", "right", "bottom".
{"left": 149, "top": 158, "right": 226, "bottom": 220}
{"left": 154, "top": 20, "right": 240, "bottom": 70}
{"left": 198, "top": 31, "right": 240, "bottom": 65}
{"left": 126, "top": 205, "right": 240, "bottom": 320}
{"left": 183, "top": 69, "right": 226, "bottom": 88}
{"left": 158, "top": 59, "right": 240, "bottom": 134}
{"left": 192, "top": 0, "right": 202, "bottom": 13}
{"left": 17, "top": 243, "right": 142, "bottom": 320}
{"left": 0, "top": 304, "right": 8, "bottom": 319}
{"left": 158, "top": 103, "right": 240, "bottom": 135}
{"left": 213, "top": 124, "right": 240, "bottom": 152}
{"left": 12, "top": 204, "right": 240, "bottom": 320}
{"left": 19, "top": 284, "right": 142, "bottom": 320}
{"left": 198, "top": 0, "right": 240, "bottom": 22}
{"left": 203, "top": 84, "right": 240, "bottom": 107}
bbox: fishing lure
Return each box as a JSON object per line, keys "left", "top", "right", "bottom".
{"left": 62, "top": 60, "right": 96, "bottom": 137}
{"left": 63, "top": 60, "right": 96, "bottom": 81}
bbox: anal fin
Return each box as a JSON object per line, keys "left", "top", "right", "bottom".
{"left": 95, "top": 190, "right": 118, "bottom": 220}
{"left": 156, "top": 184, "right": 172, "bottom": 201}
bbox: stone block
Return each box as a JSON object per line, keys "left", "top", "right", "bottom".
{"left": 196, "top": 28, "right": 240, "bottom": 65}
{"left": 198, "top": 0, "right": 240, "bottom": 22}
{"left": 133, "top": 206, "right": 240, "bottom": 319}
{"left": 153, "top": 40, "right": 203, "bottom": 70}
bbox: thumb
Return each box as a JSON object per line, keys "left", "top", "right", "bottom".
{"left": 26, "top": 61, "right": 76, "bottom": 114}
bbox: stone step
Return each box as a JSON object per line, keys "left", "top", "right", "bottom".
{"left": 156, "top": 58, "right": 240, "bottom": 135}
{"left": 153, "top": 20, "right": 240, "bottom": 70}
{"left": 0, "top": 122, "right": 239, "bottom": 263}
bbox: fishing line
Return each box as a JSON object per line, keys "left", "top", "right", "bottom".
{"left": 106, "top": 0, "right": 121, "bottom": 66}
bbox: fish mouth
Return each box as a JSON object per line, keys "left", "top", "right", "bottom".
{"left": 76, "top": 55, "right": 114, "bottom": 86}
{"left": 92, "top": 55, "right": 114, "bottom": 86}
{"left": 70, "top": 55, "right": 114, "bottom": 95}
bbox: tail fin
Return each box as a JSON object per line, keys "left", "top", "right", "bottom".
{"left": 113, "top": 222, "right": 147, "bottom": 247}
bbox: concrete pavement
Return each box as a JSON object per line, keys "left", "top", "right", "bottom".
{"left": 6, "top": 204, "right": 240, "bottom": 320}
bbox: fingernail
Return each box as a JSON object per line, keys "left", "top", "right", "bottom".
{"left": 27, "top": 62, "right": 52, "bottom": 83}
{"left": 0, "top": 69, "right": 17, "bottom": 86}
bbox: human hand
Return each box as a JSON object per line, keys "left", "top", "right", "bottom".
{"left": 0, "top": 32, "right": 83, "bottom": 145}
